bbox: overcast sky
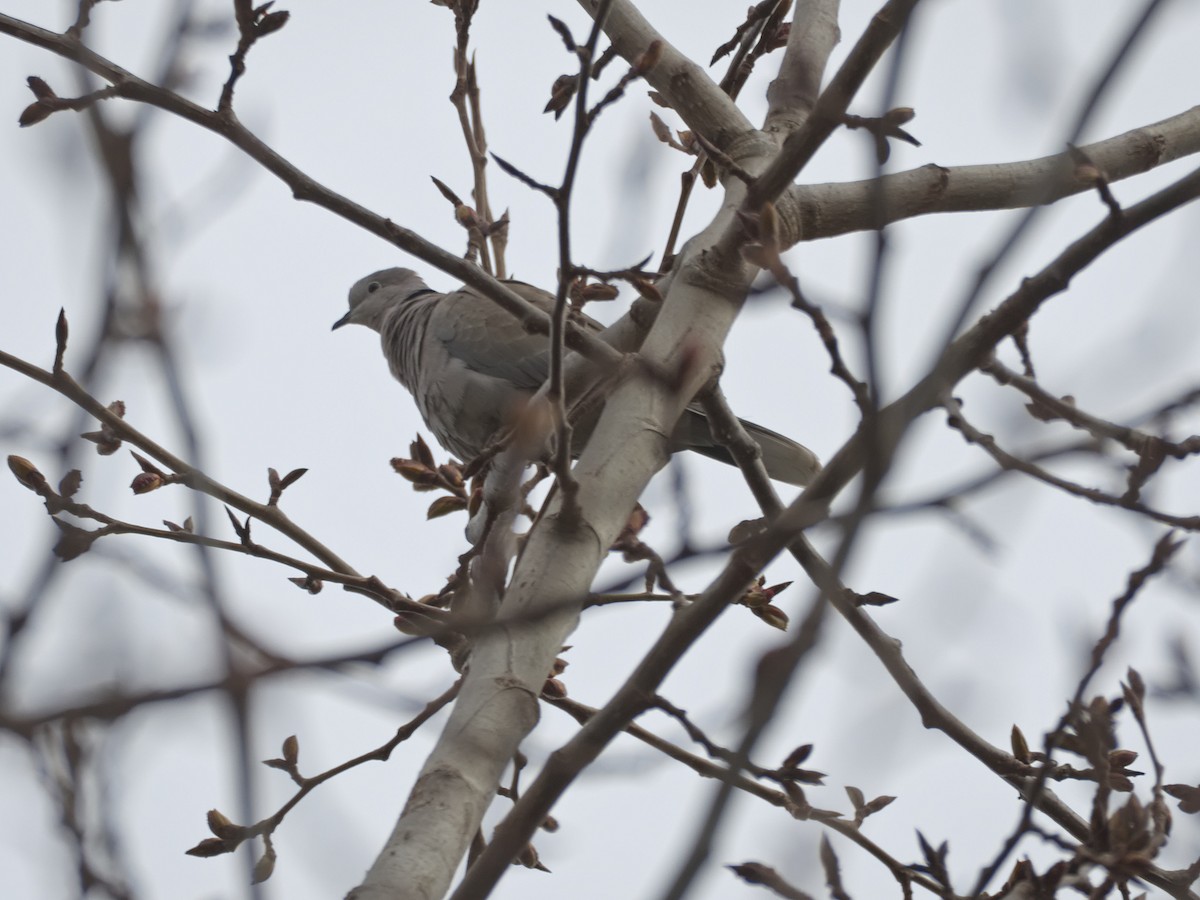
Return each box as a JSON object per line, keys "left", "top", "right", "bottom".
{"left": 2, "top": 2, "right": 1199, "bottom": 899}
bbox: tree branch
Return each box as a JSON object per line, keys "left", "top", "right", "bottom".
{"left": 764, "top": 0, "right": 842, "bottom": 134}
{"left": 575, "top": 0, "right": 753, "bottom": 150}
{"left": 776, "top": 105, "right": 1200, "bottom": 246}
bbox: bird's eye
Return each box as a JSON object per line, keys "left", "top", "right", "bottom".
{"left": 367, "top": 281, "right": 381, "bottom": 293}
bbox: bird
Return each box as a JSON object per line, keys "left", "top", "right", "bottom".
{"left": 332, "top": 267, "right": 820, "bottom": 485}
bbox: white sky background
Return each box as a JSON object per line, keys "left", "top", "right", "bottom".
{"left": 2, "top": 1, "right": 1199, "bottom": 899}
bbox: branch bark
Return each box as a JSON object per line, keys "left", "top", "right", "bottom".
{"left": 764, "top": 0, "right": 842, "bottom": 134}
{"left": 776, "top": 105, "right": 1200, "bottom": 245}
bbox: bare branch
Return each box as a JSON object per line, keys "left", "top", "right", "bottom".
{"left": 777, "top": 106, "right": 1200, "bottom": 247}
{"left": 764, "top": 0, "right": 842, "bottom": 133}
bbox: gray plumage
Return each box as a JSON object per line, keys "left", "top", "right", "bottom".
{"left": 333, "top": 267, "right": 820, "bottom": 486}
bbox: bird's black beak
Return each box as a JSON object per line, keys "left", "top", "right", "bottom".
{"left": 331, "top": 311, "right": 351, "bottom": 331}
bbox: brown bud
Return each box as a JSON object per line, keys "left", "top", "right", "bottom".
{"left": 19, "top": 101, "right": 55, "bottom": 128}
{"left": 454, "top": 204, "right": 481, "bottom": 230}
{"left": 131, "top": 472, "right": 164, "bottom": 494}
{"left": 27, "top": 76, "right": 57, "bottom": 100}
{"left": 740, "top": 576, "right": 768, "bottom": 608}
{"left": 782, "top": 744, "right": 813, "bottom": 768}
{"left": 287, "top": 576, "right": 323, "bottom": 594}
{"left": 8, "top": 455, "right": 47, "bottom": 492}
{"left": 256, "top": 10, "right": 289, "bottom": 36}
{"left": 578, "top": 282, "right": 619, "bottom": 303}
{"left": 649, "top": 111, "right": 674, "bottom": 145}
{"left": 251, "top": 849, "right": 276, "bottom": 884}
{"left": 282, "top": 735, "right": 299, "bottom": 765}
{"left": 206, "top": 809, "right": 239, "bottom": 840}
{"left": 437, "top": 463, "right": 464, "bottom": 489}
{"left": 516, "top": 842, "right": 540, "bottom": 869}
{"left": 541, "top": 677, "right": 567, "bottom": 699}
{"left": 391, "top": 458, "right": 438, "bottom": 487}
{"left": 185, "top": 837, "right": 234, "bottom": 858}
{"left": 411, "top": 433, "right": 436, "bottom": 467}
{"left": 754, "top": 604, "right": 789, "bottom": 631}
{"left": 1011, "top": 725, "right": 1031, "bottom": 763}
{"left": 1109, "top": 749, "right": 1139, "bottom": 769}
{"left": 1108, "top": 773, "right": 1135, "bottom": 792}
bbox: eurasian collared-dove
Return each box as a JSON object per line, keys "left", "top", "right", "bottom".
{"left": 332, "top": 268, "right": 820, "bottom": 485}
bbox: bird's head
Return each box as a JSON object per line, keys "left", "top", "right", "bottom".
{"left": 332, "top": 267, "right": 433, "bottom": 332}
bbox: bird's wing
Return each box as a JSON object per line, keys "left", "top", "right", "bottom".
{"left": 429, "top": 280, "right": 596, "bottom": 392}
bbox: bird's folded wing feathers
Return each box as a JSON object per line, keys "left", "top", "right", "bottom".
{"left": 431, "top": 281, "right": 603, "bottom": 392}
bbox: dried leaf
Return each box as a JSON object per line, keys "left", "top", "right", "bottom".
{"left": 1164, "top": 783, "right": 1200, "bottom": 814}
{"left": 544, "top": 73, "right": 577, "bottom": 119}
{"left": 52, "top": 518, "right": 99, "bottom": 561}
{"left": 427, "top": 495, "right": 468, "bottom": 519}
{"left": 58, "top": 469, "right": 82, "bottom": 499}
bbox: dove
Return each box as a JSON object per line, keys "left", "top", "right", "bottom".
{"left": 332, "top": 268, "right": 820, "bottom": 485}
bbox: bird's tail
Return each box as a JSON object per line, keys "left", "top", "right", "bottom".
{"left": 672, "top": 409, "right": 820, "bottom": 487}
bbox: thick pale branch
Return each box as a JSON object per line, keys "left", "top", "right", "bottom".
{"left": 452, "top": 532, "right": 773, "bottom": 898}
{"left": 749, "top": 0, "right": 921, "bottom": 206}
{"left": 764, "top": 0, "right": 842, "bottom": 134}
{"left": 776, "top": 105, "right": 1200, "bottom": 246}
{"left": 575, "top": 0, "right": 752, "bottom": 150}
{"left": 354, "top": 152, "right": 779, "bottom": 900}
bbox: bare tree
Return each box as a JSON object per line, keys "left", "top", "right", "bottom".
{"left": 2, "top": 1, "right": 1199, "bottom": 899}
